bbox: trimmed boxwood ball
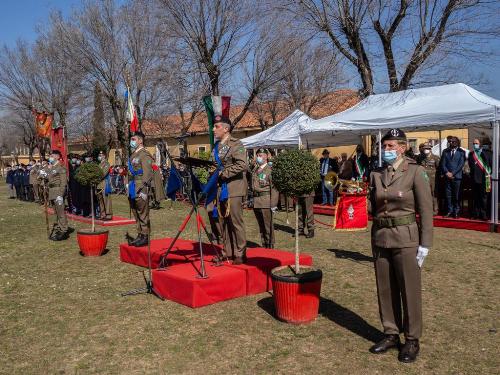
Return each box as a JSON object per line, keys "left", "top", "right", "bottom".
{"left": 75, "top": 162, "right": 104, "bottom": 186}
{"left": 271, "top": 149, "right": 320, "bottom": 197}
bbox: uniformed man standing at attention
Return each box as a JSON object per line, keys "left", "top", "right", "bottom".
{"left": 416, "top": 142, "right": 440, "bottom": 215}
{"left": 211, "top": 115, "right": 248, "bottom": 264}
{"left": 127, "top": 131, "right": 154, "bottom": 247}
{"left": 46, "top": 150, "right": 70, "bottom": 241}
{"left": 368, "top": 129, "right": 433, "bottom": 363}
{"left": 96, "top": 150, "right": 113, "bottom": 220}
{"left": 251, "top": 148, "right": 278, "bottom": 248}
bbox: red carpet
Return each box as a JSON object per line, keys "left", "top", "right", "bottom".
{"left": 313, "top": 204, "right": 336, "bottom": 216}
{"left": 120, "top": 237, "right": 313, "bottom": 308}
{"left": 48, "top": 208, "right": 136, "bottom": 227}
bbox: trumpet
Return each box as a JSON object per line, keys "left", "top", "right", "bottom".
{"left": 324, "top": 171, "right": 367, "bottom": 194}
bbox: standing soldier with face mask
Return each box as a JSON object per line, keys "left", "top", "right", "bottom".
{"left": 96, "top": 150, "right": 113, "bottom": 220}
{"left": 29, "top": 160, "right": 40, "bottom": 202}
{"left": 368, "top": 129, "right": 433, "bottom": 363}
{"left": 416, "top": 143, "right": 440, "bottom": 215}
{"left": 251, "top": 148, "right": 278, "bottom": 248}
{"left": 46, "top": 150, "right": 70, "bottom": 241}
{"left": 127, "top": 131, "right": 154, "bottom": 247}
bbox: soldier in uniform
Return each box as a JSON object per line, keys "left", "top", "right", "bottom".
{"left": 30, "top": 160, "right": 41, "bottom": 203}
{"left": 211, "top": 115, "right": 248, "bottom": 264}
{"left": 96, "top": 150, "right": 113, "bottom": 220}
{"left": 37, "top": 160, "right": 50, "bottom": 205}
{"left": 46, "top": 150, "right": 70, "bottom": 241}
{"left": 295, "top": 190, "right": 315, "bottom": 238}
{"left": 416, "top": 142, "right": 440, "bottom": 215}
{"left": 251, "top": 148, "right": 278, "bottom": 248}
{"left": 127, "top": 131, "right": 154, "bottom": 247}
{"left": 368, "top": 129, "right": 433, "bottom": 363}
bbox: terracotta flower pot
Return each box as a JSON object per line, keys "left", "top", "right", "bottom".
{"left": 77, "top": 230, "right": 109, "bottom": 256}
{"left": 271, "top": 265, "right": 322, "bottom": 324}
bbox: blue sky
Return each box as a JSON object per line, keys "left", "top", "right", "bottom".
{"left": 1, "top": 0, "right": 499, "bottom": 99}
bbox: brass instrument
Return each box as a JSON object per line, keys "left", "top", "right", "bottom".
{"left": 324, "top": 171, "right": 367, "bottom": 194}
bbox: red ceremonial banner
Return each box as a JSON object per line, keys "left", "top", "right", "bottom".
{"left": 50, "top": 127, "right": 68, "bottom": 171}
{"left": 333, "top": 193, "right": 368, "bottom": 231}
{"left": 33, "top": 110, "right": 53, "bottom": 138}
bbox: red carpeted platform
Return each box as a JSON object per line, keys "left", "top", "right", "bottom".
{"left": 48, "top": 208, "right": 136, "bottom": 226}
{"left": 432, "top": 216, "right": 494, "bottom": 232}
{"left": 313, "top": 204, "right": 336, "bottom": 216}
{"left": 120, "top": 237, "right": 313, "bottom": 308}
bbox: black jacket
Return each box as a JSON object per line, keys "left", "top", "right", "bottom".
{"left": 468, "top": 149, "right": 493, "bottom": 184}
{"left": 319, "top": 157, "right": 339, "bottom": 176}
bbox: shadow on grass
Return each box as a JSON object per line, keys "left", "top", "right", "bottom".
{"left": 246, "top": 240, "right": 262, "bottom": 248}
{"left": 327, "top": 248, "right": 374, "bottom": 263}
{"left": 274, "top": 223, "right": 295, "bottom": 234}
{"left": 257, "top": 295, "right": 383, "bottom": 343}
{"left": 79, "top": 248, "right": 110, "bottom": 257}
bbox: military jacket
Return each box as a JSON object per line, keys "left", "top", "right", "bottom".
{"left": 128, "top": 147, "right": 154, "bottom": 195}
{"left": 416, "top": 154, "right": 440, "bottom": 181}
{"left": 47, "top": 162, "right": 67, "bottom": 200}
{"left": 29, "top": 165, "right": 40, "bottom": 185}
{"left": 97, "top": 160, "right": 111, "bottom": 190}
{"left": 211, "top": 136, "right": 248, "bottom": 197}
{"left": 369, "top": 157, "right": 433, "bottom": 249}
{"left": 251, "top": 163, "right": 278, "bottom": 209}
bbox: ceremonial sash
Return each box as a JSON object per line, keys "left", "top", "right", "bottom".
{"left": 127, "top": 159, "right": 143, "bottom": 199}
{"left": 354, "top": 155, "right": 365, "bottom": 181}
{"left": 472, "top": 150, "right": 492, "bottom": 192}
{"left": 104, "top": 174, "right": 112, "bottom": 195}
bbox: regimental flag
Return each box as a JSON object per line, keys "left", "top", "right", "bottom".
{"left": 33, "top": 110, "right": 53, "bottom": 138}
{"left": 50, "top": 125, "right": 69, "bottom": 172}
{"left": 166, "top": 164, "right": 183, "bottom": 201}
{"left": 125, "top": 87, "right": 139, "bottom": 133}
{"left": 203, "top": 95, "right": 231, "bottom": 150}
{"left": 333, "top": 193, "right": 368, "bottom": 231}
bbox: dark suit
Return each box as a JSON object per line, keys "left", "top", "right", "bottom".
{"left": 468, "top": 148, "right": 492, "bottom": 219}
{"left": 319, "top": 157, "right": 339, "bottom": 205}
{"left": 440, "top": 147, "right": 466, "bottom": 214}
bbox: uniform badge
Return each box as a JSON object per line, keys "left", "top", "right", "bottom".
{"left": 132, "top": 158, "right": 140, "bottom": 165}
{"left": 347, "top": 204, "right": 355, "bottom": 220}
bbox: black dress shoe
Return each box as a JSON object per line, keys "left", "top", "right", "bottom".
{"left": 398, "top": 339, "right": 420, "bottom": 363}
{"left": 305, "top": 230, "right": 315, "bottom": 238}
{"left": 445, "top": 212, "right": 453, "bottom": 218}
{"left": 369, "top": 335, "right": 400, "bottom": 354}
{"left": 131, "top": 234, "right": 148, "bottom": 247}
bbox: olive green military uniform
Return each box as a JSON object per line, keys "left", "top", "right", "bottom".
{"left": 37, "top": 164, "right": 49, "bottom": 205}
{"left": 151, "top": 166, "right": 166, "bottom": 202}
{"left": 29, "top": 164, "right": 40, "bottom": 202}
{"left": 298, "top": 191, "right": 315, "bottom": 234}
{"left": 207, "top": 200, "right": 223, "bottom": 244}
{"left": 252, "top": 163, "right": 279, "bottom": 248}
{"left": 212, "top": 136, "right": 248, "bottom": 259}
{"left": 48, "top": 162, "right": 68, "bottom": 233}
{"left": 369, "top": 156, "right": 433, "bottom": 340}
{"left": 128, "top": 147, "right": 154, "bottom": 235}
{"left": 97, "top": 159, "right": 113, "bottom": 219}
{"left": 416, "top": 153, "right": 440, "bottom": 215}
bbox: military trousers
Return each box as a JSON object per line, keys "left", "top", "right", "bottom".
{"left": 218, "top": 196, "right": 247, "bottom": 259}
{"left": 129, "top": 196, "right": 150, "bottom": 235}
{"left": 254, "top": 208, "right": 274, "bottom": 248}
{"left": 372, "top": 246, "right": 422, "bottom": 340}
{"left": 97, "top": 189, "right": 113, "bottom": 219}
{"left": 51, "top": 198, "right": 68, "bottom": 232}
{"left": 206, "top": 201, "right": 222, "bottom": 244}
{"left": 297, "top": 196, "right": 315, "bottom": 233}
{"left": 32, "top": 183, "right": 39, "bottom": 201}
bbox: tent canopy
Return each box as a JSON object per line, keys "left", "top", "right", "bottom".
{"left": 241, "top": 109, "right": 312, "bottom": 149}
{"left": 300, "top": 83, "right": 500, "bottom": 148}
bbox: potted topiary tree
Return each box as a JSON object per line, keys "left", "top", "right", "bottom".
{"left": 75, "top": 162, "right": 109, "bottom": 256}
{"left": 271, "top": 149, "right": 323, "bottom": 324}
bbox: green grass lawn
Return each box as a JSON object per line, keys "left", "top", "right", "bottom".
{"left": 0, "top": 182, "right": 498, "bottom": 374}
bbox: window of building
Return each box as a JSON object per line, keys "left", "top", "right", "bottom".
{"left": 198, "top": 146, "right": 206, "bottom": 153}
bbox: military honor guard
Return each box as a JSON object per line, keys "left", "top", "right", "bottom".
{"left": 468, "top": 138, "right": 493, "bottom": 220}
{"left": 96, "top": 150, "right": 113, "bottom": 220}
{"left": 251, "top": 148, "right": 278, "bottom": 248}
{"left": 46, "top": 150, "right": 70, "bottom": 241}
{"left": 211, "top": 115, "right": 248, "bottom": 264}
{"left": 416, "top": 142, "right": 440, "bottom": 215}
{"left": 368, "top": 129, "right": 433, "bottom": 363}
{"left": 127, "top": 131, "right": 154, "bottom": 247}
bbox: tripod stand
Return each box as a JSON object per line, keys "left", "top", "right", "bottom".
{"left": 157, "top": 148, "right": 226, "bottom": 278}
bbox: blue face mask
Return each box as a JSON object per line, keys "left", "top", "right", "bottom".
{"left": 382, "top": 150, "right": 398, "bottom": 164}
{"left": 473, "top": 144, "right": 480, "bottom": 151}
{"left": 130, "top": 140, "right": 137, "bottom": 149}
{"left": 256, "top": 156, "right": 264, "bottom": 165}
{"left": 48, "top": 157, "right": 55, "bottom": 164}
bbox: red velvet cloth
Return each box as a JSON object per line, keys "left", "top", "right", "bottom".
{"left": 333, "top": 193, "right": 368, "bottom": 231}
{"left": 313, "top": 204, "right": 336, "bottom": 216}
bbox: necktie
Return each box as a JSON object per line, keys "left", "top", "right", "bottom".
{"left": 322, "top": 160, "right": 328, "bottom": 175}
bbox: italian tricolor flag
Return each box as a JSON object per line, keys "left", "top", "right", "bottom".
{"left": 203, "top": 95, "right": 231, "bottom": 150}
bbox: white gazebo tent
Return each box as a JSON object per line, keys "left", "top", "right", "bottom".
{"left": 241, "top": 109, "right": 313, "bottom": 149}
{"left": 299, "top": 83, "right": 500, "bottom": 225}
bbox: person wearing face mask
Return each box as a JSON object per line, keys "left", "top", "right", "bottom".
{"left": 29, "top": 160, "right": 41, "bottom": 203}
{"left": 368, "top": 128, "right": 433, "bottom": 363}
{"left": 47, "top": 150, "right": 70, "bottom": 241}
{"left": 127, "top": 131, "right": 154, "bottom": 247}
{"left": 440, "top": 136, "right": 466, "bottom": 218}
{"left": 210, "top": 115, "right": 248, "bottom": 264}
{"left": 468, "top": 138, "right": 493, "bottom": 220}
{"left": 416, "top": 143, "right": 440, "bottom": 215}
{"left": 96, "top": 150, "right": 113, "bottom": 220}
{"left": 37, "top": 160, "right": 50, "bottom": 205}
{"left": 352, "top": 144, "right": 369, "bottom": 181}
{"left": 251, "top": 148, "right": 278, "bottom": 248}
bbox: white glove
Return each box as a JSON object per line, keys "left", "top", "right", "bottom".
{"left": 55, "top": 196, "right": 64, "bottom": 206}
{"left": 39, "top": 170, "right": 48, "bottom": 178}
{"left": 139, "top": 192, "right": 148, "bottom": 201}
{"left": 271, "top": 207, "right": 278, "bottom": 213}
{"left": 416, "top": 246, "right": 429, "bottom": 268}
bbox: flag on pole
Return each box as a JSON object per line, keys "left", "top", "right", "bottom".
{"left": 203, "top": 95, "right": 231, "bottom": 150}
{"left": 33, "top": 110, "right": 53, "bottom": 138}
{"left": 125, "top": 87, "right": 139, "bottom": 133}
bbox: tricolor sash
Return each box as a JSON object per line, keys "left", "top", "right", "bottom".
{"left": 472, "top": 150, "right": 492, "bottom": 192}
{"left": 354, "top": 154, "right": 365, "bottom": 181}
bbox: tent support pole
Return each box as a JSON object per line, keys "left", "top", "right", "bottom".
{"left": 491, "top": 121, "right": 499, "bottom": 226}
{"left": 378, "top": 130, "right": 382, "bottom": 167}
{"left": 438, "top": 130, "right": 442, "bottom": 155}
